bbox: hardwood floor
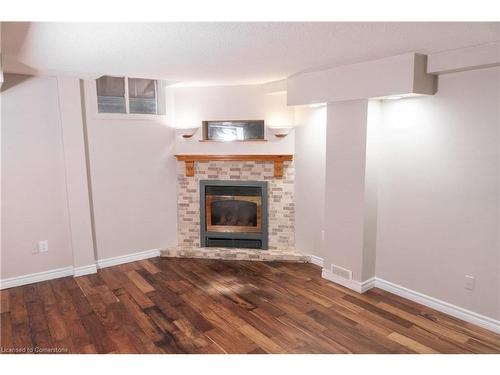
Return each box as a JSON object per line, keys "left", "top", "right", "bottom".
{"left": 1, "top": 257, "right": 499, "bottom": 354}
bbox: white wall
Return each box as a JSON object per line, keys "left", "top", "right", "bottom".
{"left": 57, "top": 77, "right": 96, "bottom": 269}
{"left": 1, "top": 74, "right": 180, "bottom": 280}
{"left": 1, "top": 74, "right": 73, "bottom": 278}
{"left": 294, "top": 105, "right": 326, "bottom": 258}
{"left": 362, "top": 100, "right": 382, "bottom": 280}
{"left": 173, "top": 85, "right": 294, "bottom": 154}
{"left": 375, "top": 67, "right": 500, "bottom": 319}
{"left": 83, "top": 80, "right": 178, "bottom": 261}
{"left": 323, "top": 100, "right": 370, "bottom": 281}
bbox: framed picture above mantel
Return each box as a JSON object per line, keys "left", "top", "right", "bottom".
{"left": 202, "top": 120, "right": 265, "bottom": 142}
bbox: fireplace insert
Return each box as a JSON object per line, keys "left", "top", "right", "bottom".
{"left": 200, "top": 180, "right": 268, "bottom": 249}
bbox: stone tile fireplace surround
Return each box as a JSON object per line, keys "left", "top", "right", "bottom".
{"left": 160, "top": 155, "right": 309, "bottom": 262}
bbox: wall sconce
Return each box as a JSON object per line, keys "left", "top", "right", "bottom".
{"left": 267, "top": 112, "right": 295, "bottom": 138}
{"left": 269, "top": 127, "right": 293, "bottom": 138}
{"left": 178, "top": 127, "right": 200, "bottom": 139}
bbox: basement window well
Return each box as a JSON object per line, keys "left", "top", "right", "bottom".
{"left": 96, "top": 76, "right": 165, "bottom": 115}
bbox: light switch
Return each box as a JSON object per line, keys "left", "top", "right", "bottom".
{"left": 465, "top": 275, "right": 475, "bottom": 291}
{"left": 38, "top": 240, "right": 49, "bottom": 253}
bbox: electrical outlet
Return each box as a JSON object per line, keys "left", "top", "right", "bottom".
{"left": 37, "top": 240, "right": 49, "bottom": 253}
{"left": 321, "top": 230, "right": 325, "bottom": 241}
{"left": 465, "top": 275, "right": 475, "bottom": 291}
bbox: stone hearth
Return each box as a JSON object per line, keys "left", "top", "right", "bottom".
{"left": 160, "top": 247, "right": 309, "bottom": 262}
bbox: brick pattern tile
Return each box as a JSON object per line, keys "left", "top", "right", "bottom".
{"left": 177, "top": 160, "right": 295, "bottom": 250}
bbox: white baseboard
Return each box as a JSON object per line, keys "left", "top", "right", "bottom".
{"left": 321, "top": 269, "right": 500, "bottom": 334}
{"left": 0, "top": 266, "right": 74, "bottom": 290}
{"left": 361, "top": 277, "right": 376, "bottom": 293}
{"left": 96, "top": 248, "right": 161, "bottom": 269}
{"left": 73, "top": 264, "right": 98, "bottom": 277}
{"left": 374, "top": 278, "right": 500, "bottom": 334}
{"left": 0, "top": 248, "right": 161, "bottom": 290}
{"left": 309, "top": 255, "right": 324, "bottom": 267}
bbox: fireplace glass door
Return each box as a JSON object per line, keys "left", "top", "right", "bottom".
{"left": 201, "top": 181, "right": 268, "bottom": 249}
{"left": 205, "top": 195, "right": 262, "bottom": 233}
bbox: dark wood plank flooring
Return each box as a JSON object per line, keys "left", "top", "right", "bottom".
{"left": 1, "top": 257, "right": 499, "bottom": 354}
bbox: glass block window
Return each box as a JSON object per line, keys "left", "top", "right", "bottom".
{"left": 128, "top": 78, "right": 157, "bottom": 114}
{"left": 96, "top": 76, "right": 126, "bottom": 113}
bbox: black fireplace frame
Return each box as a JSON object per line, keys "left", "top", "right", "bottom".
{"left": 200, "top": 180, "right": 268, "bottom": 249}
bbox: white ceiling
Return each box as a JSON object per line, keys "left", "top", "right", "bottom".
{"left": 2, "top": 22, "right": 499, "bottom": 85}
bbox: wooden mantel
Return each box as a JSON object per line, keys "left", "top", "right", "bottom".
{"left": 174, "top": 154, "right": 293, "bottom": 178}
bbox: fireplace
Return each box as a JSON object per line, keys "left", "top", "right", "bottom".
{"left": 200, "top": 180, "right": 268, "bottom": 249}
